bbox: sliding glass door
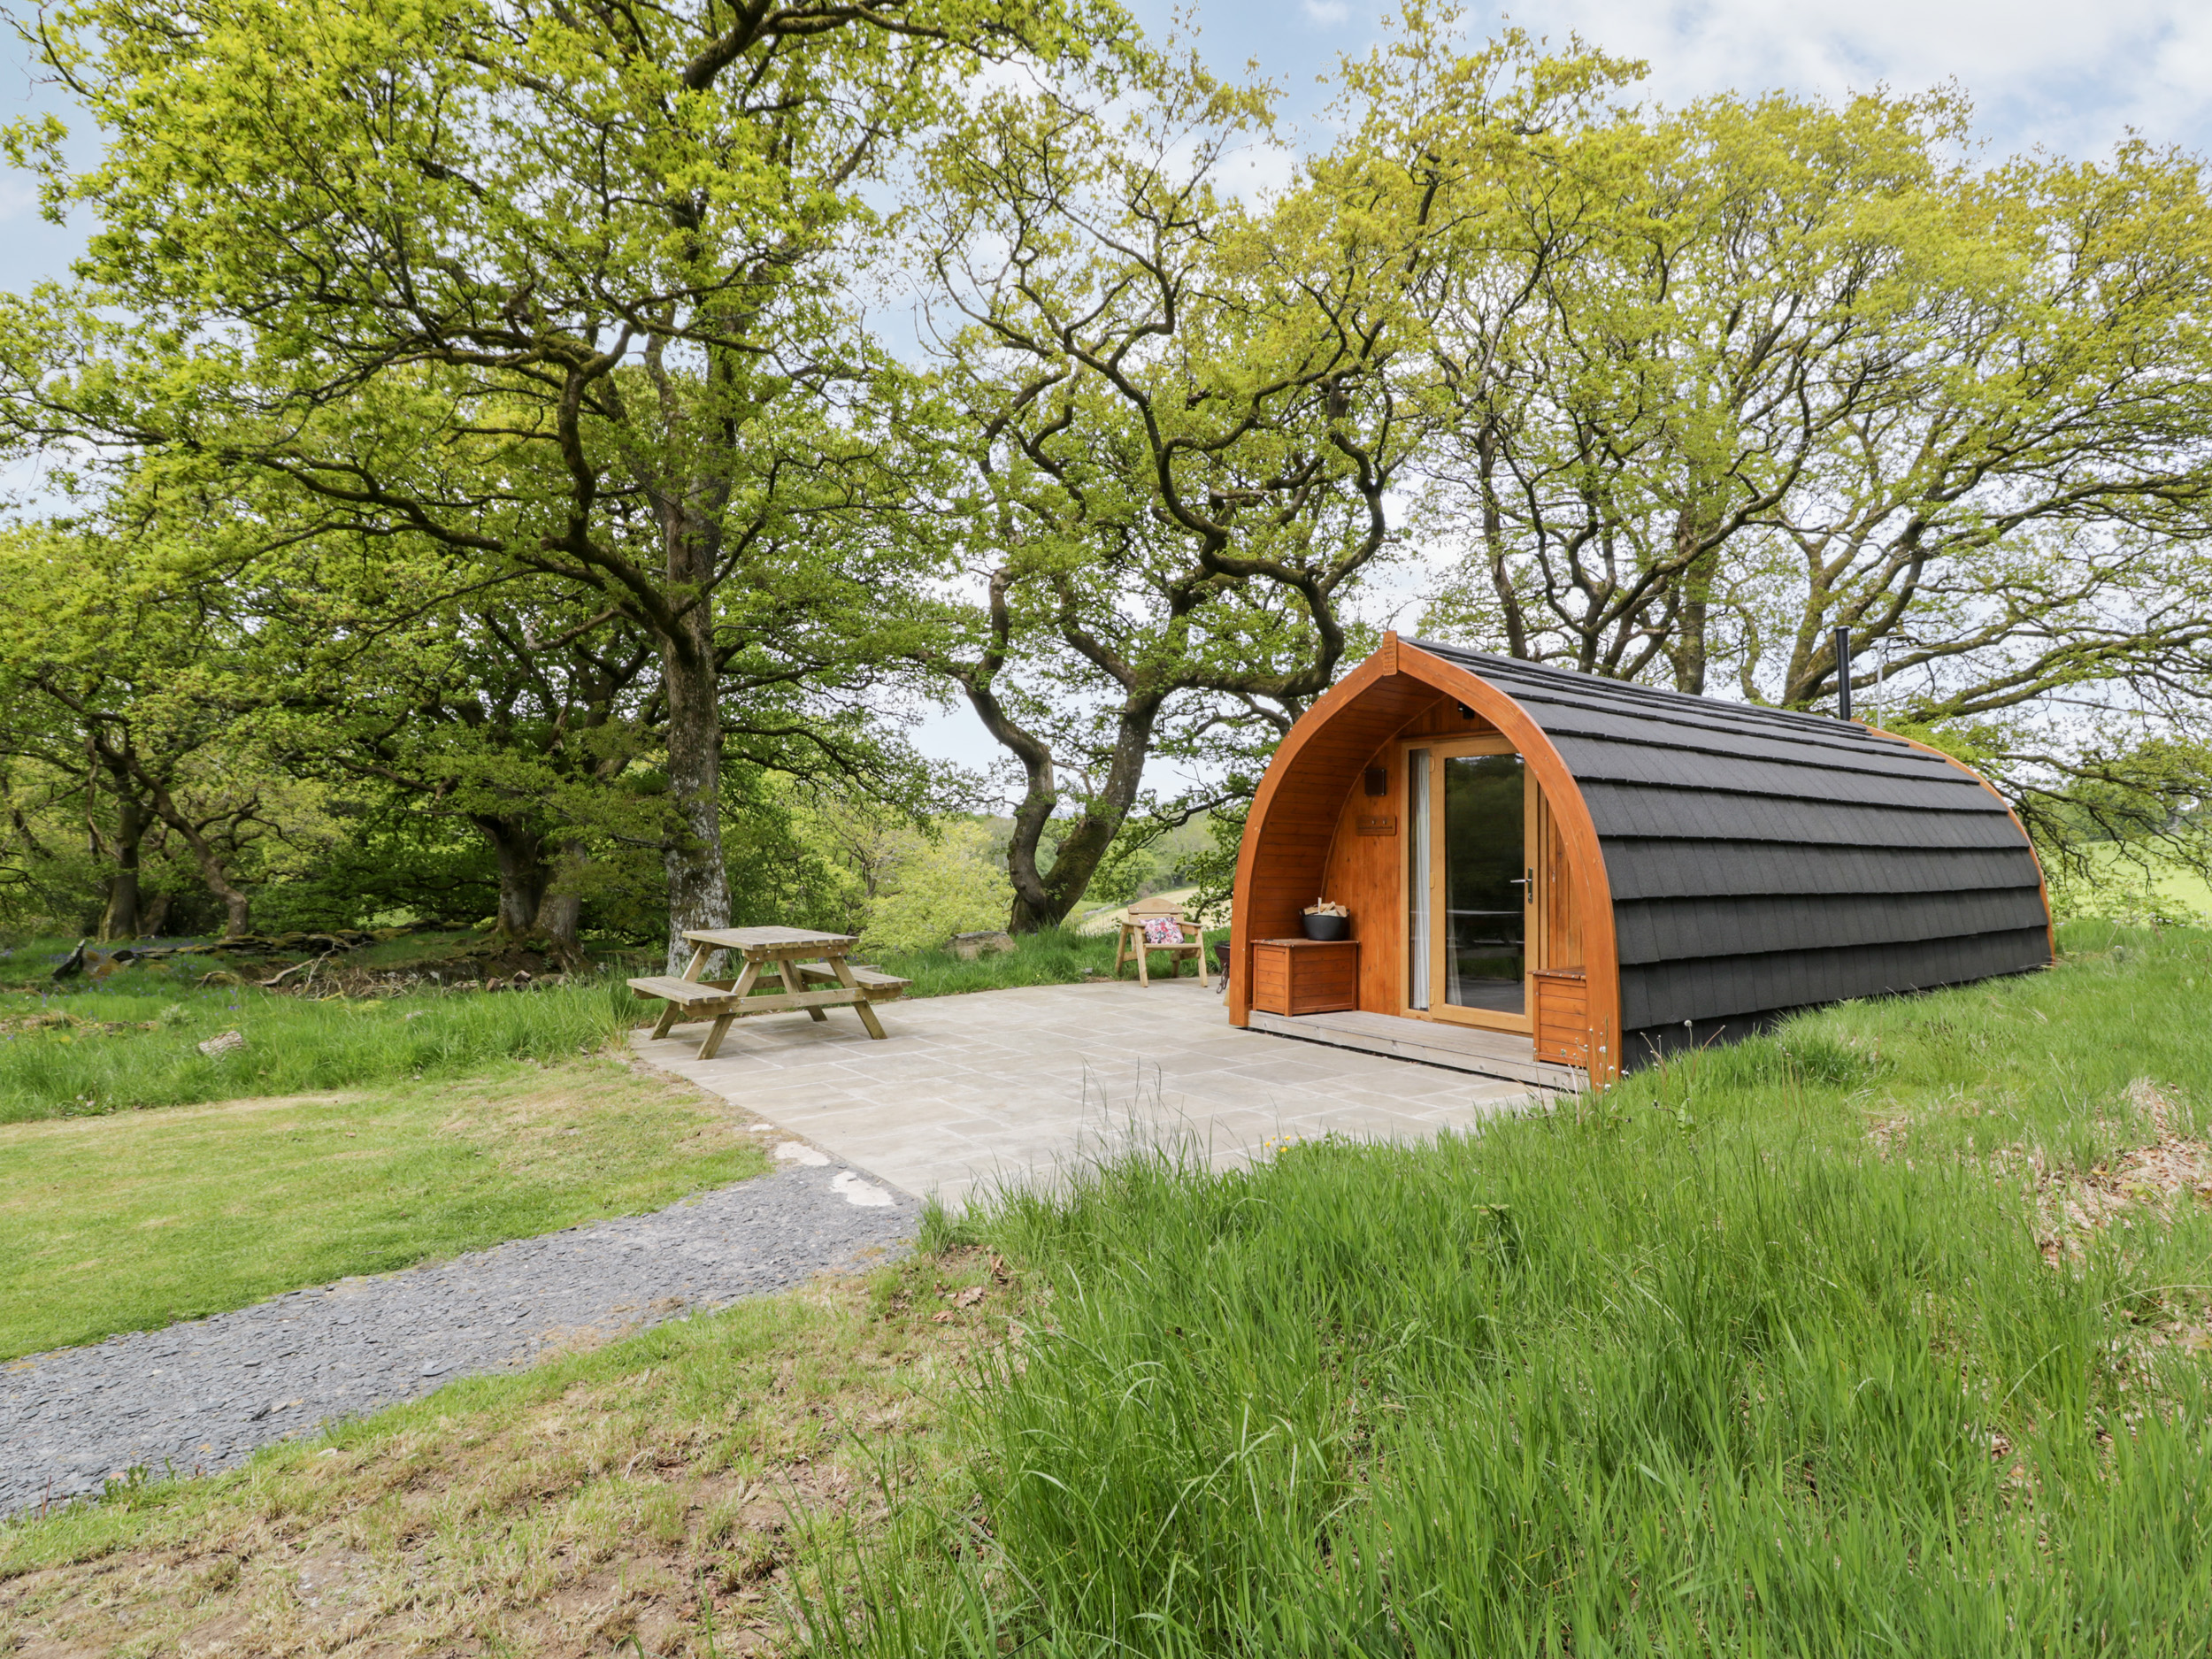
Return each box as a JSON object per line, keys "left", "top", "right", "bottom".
{"left": 1441, "top": 752, "right": 1526, "bottom": 1016}
{"left": 1405, "top": 738, "right": 1535, "bottom": 1031}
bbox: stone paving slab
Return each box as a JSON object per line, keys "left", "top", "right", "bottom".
{"left": 632, "top": 979, "right": 1531, "bottom": 1206}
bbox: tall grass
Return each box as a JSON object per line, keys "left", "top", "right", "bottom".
{"left": 0, "top": 923, "right": 1142, "bottom": 1121}
{"left": 0, "top": 979, "right": 641, "bottom": 1123}
{"left": 864, "top": 927, "right": 1130, "bottom": 997}
{"left": 810, "top": 924, "right": 2212, "bottom": 1655}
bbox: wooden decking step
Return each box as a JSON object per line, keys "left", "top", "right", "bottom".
{"left": 1247, "top": 1008, "right": 1587, "bottom": 1093}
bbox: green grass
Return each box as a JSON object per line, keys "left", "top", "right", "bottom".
{"left": 15, "top": 923, "right": 2212, "bottom": 1651}
{"left": 0, "top": 1056, "right": 771, "bottom": 1359}
{"left": 0, "top": 976, "right": 640, "bottom": 1124}
{"left": 866, "top": 926, "right": 1162, "bottom": 997}
{"left": 0, "top": 1249, "right": 997, "bottom": 1655}
{"left": 807, "top": 921, "right": 2212, "bottom": 1656}
{"left": 0, "top": 925, "right": 1152, "bottom": 1125}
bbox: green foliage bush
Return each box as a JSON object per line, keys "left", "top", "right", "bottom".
{"left": 245, "top": 825, "right": 505, "bottom": 934}
{"left": 861, "top": 819, "right": 1016, "bottom": 953}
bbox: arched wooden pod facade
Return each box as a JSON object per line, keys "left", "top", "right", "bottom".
{"left": 1228, "top": 636, "right": 2054, "bottom": 1082}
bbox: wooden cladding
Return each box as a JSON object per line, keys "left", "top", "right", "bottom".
{"left": 1240, "top": 674, "right": 1438, "bottom": 952}
{"left": 1249, "top": 939, "right": 1360, "bottom": 1017}
{"left": 1321, "top": 748, "right": 1408, "bottom": 1014}
{"left": 1310, "top": 688, "right": 1586, "bottom": 1036}
{"left": 1532, "top": 969, "right": 1589, "bottom": 1065}
{"left": 1228, "top": 636, "right": 1623, "bottom": 1081}
{"left": 1404, "top": 698, "right": 1500, "bottom": 738}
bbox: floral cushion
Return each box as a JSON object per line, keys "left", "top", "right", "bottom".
{"left": 1142, "top": 918, "right": 1184, "bottom": 946}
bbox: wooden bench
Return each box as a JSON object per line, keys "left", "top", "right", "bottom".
{"left": 1113, "top": 896, "right": 1212, "bottom": 988}
{"left": 629, "top": 926, "right": 910, "bottom": 1059}
{"left": 793, "top": 962, "right": 910, "bottom": 999}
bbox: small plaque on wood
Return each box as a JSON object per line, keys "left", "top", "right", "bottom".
{"left": 1356, "top": 815, "right": 1397, "bottom": 836}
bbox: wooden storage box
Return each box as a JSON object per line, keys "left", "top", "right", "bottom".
{"left": 1532, "top": 967, "right": 1588, "bottom": 1066}
{"left": 1249, "top": 938, "right": 1359, "bottom": 1017}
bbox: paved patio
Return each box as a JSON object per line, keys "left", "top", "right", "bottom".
{"left": 631, "top": 977, "right": 1532, "bottom": 1207}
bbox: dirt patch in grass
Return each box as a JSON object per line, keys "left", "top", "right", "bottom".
{"left": 1995, "top": 1078, "right": 2212, "bottom": 1263}
{"left": 0, "top": 1248, "right": 1016, "bottom": 1656}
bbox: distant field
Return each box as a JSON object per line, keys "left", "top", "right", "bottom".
{"left": 2068, "top": 843, "right": 2212, "bottom": 923}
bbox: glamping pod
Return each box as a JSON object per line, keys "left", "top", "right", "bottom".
{"left": 1228, "top": 634, "right": 2053, "bottom": 1084}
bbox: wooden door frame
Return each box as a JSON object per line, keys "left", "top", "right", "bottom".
{"left": 1226, "top": 634, "right": 1623, "bottom": 1083}
{"left": 1400, "top": 733, "right": 1540, "bottom": 1035}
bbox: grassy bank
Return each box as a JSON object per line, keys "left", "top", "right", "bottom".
{"left": 807, "top": 923, "right": 2212, "bottom": 1655}
{"left": 0, "top": 1250, "right": 999, "bottom": 1655}
{"left": 0, "top": 978, "right": 639, "bottom": 1125}
{"left": 0, "top": 1057, "right": 771, "bottom": 1359}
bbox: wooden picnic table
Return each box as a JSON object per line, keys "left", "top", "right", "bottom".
{"left": 628, "top": 926, "right": 909, "bottom": 1060}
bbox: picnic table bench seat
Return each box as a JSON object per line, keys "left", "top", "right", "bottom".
{"left": 792, "top": 962, "right": 910, "bottom": 998}
{"left": 627, "top": 974, "right": 742, "bottom": 1009}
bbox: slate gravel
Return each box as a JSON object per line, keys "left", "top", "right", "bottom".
{"left": 0, "top": 1158, "right": 914, "bottom": 1518}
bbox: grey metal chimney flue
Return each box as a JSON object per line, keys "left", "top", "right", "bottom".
{"left": 1833, "top": 626, "right": 1853, "bottom": 722}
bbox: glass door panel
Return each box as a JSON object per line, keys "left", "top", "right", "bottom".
{"left": 1440, "top": 753, "right": 1525, "bottom": 1016}
{"left": 1406, "top": 749, "right": 1431, "bottom": 1010}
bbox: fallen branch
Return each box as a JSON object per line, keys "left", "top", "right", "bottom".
{"left": 260, "top": 951, "right": 334, "bottom": 990}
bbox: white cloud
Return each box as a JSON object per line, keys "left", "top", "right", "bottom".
{"left": 1302, "top": 0, "right": 1351, "bottom": 25}
{"left": 1524, "top": 0, "right": 2212, "bottom": 157}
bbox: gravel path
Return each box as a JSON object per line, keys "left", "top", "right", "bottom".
{"left": 0, "top": 1152, "right": 914, "bottom": 1519}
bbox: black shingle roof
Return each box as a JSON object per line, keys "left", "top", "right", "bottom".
{"left": 1409, "top": 639, "right": 2052, "bottom": 1063}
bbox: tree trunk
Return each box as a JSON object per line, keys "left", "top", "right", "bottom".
{"left": 97, "top": 795, "right": 148, "bottom": 941}
{"left": 1479, "top": 423, "right": 1531, "bottom": 660}
{"left": 1668, "top": 515, "right": 1721, "bottom": 696}
{"left": 474, "top": 816, "right": 551, "bottom": 940}
{"left": 134, "top": 773, "right": 254, "bottom": 936}
{"left": 535, "top": 839, "right": 588, "bottom": 963}
{"left": 998, "top": 699, "right": 1163, "bottom": 933}
{"left": 197, "top": 865, "right": 251, "bottom": 936}
{"left": 659, "top": 604, "right": 732, "bottom": 975}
